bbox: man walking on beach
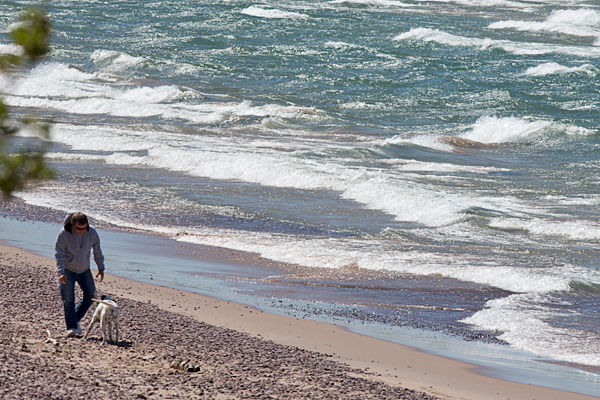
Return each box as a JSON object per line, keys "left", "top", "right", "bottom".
{"left": 55, "top": 212, "right": 105, "bottom": 337}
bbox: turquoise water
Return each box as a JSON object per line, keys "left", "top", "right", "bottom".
{"left": 2, "top": 0, "right": 600, "bottom": 380}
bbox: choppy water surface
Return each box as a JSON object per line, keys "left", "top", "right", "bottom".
{"left": 2, "top": 0, "right": 600, "bottom": 374}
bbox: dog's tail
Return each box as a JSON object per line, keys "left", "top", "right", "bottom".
{"left": 92, "top": 299, "right": 117, "bottom": 309}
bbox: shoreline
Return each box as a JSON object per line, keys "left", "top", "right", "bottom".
{"left": 1, "top": 237, "right": 597, "bottom": 399}
{"left": 0, "top": 199, "right": 508, "bottom": 345}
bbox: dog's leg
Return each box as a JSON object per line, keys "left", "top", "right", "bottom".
{"left": 108, "top": 320, "right": 114, "bottom": 344}
{"left": 115, "top": 318, "right": 119, "bottom": 344}
{"left": 100, "top": 312, "right": 108, "bottom": 345}
{"left": 82, "top": 318, "right": 97, "bottom": 340}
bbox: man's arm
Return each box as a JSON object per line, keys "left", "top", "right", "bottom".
{"left": 55, "top": 231, "right": 68, "bottom": 284}
{"left": 55, "top": 231, "right": 67, "bottom": 275}
{"left": 91, "top": 229, "right": 105, "bottom": 282}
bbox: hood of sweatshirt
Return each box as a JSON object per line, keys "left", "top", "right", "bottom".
{"left": 63, "top": 213, "right": 90, "bottom": 234}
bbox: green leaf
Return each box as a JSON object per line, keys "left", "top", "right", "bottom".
{"left": 10, "top": 8, "right": 51, "bottom": 62}
{"left": 0, "top": 8, "right": 54, "bottom": 198}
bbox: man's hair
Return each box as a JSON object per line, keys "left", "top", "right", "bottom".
{"left": 70, "top": 212, "right": 88, "bottom": 226}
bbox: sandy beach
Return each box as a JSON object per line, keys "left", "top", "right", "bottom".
{"left": 0, "top": 241, "right": 596, "bottom": 400}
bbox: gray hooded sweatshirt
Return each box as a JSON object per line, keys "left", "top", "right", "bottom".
{"left": 55, "top": 213, "right": 105, "bottom": 275}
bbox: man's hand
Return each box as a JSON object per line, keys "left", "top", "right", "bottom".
{"left": 96, "top": 269, "right": 104, "bottom": 283}
{"left": 59, "top": 273, "right": 67, "bottom": 285}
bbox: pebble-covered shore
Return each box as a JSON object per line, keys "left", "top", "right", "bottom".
{"left": 0, "top": 251, "right": 440, "bottom": 399}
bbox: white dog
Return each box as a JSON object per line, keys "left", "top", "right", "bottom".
{"left": 82, "top": 295, "right": 120, "bottom": 345}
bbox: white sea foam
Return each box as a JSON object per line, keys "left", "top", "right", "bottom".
{"left": 1, "top": 62, "right": 320, "bottom": 125}
{"left": 380, "top": 134, "right": 455, "bottom": 152}
{"left": 459, "top": 116, "right": 595, "bottom": 143}
{"left": 90, "top": 49, "right": 146, "bottom": 72}
{"left": 45, "top": 152, "right": 106, "bottom": 161}
{"left": 329, "top": 0, "right": 414, "bottom": 7}
{"left": 380, "top": 116, "right": 551, "bottom": 151}
{"left": 524, "top": 62, "right": 597, "bottom": 76}
{"left": 374, "top": 116, "right": 594, "bottom": 156}
{"left": 171, "top": 227, "right": 571, "bottom": 293}
{"left": 46, "top": 122, "right": 528, "bottom": 229}
{"left": 1, "top": 63, "right": 116, "bottom": 99}
{"left": 490, "top": 217, "right": 600, "bottom": 241}
{"left": 391, "top": 160, "right": 510, "bottom": 174}
{"left": 241, "top": 6, "right": 308, "bottom": 19}
{"left": 115, "top": 85, "right": 182, "bottom": 103}
{"left": 341, "top": 179, "right": 467, "bottom": 226}
{"left": 543, "top": 194, "right": 600, "bottom": 206}
{"left": 54, "top": 129, "right": 150, "bottom": 158}
{"left": 325, "top": 41, "right": 361, "bottom": 49}
{"left": 0, "top": 43, "right": 24, "bottom": 57}
{"left": 394, "top": 27, "right": 600, "bottom": 57}
{"left": 414, "top": 0, "right": 540, "bottom": 9}
{"left": 564, "top": 125, "right": 596, "bottom": 136}
{"left": 462, "top": 293, "right": 600, "bottom": 366}
{"left": 340, "top": 101, "right": 385, "bottom": 110}
{"left": 489, "top": 9, "right": 600, "bottom": 39}
{"left": 460, "top": 116, "right": 550, "bottom": 144}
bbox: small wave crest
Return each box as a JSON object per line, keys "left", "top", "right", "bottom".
{"left": 461, "top": 293, "right": 600, "bottom": 366}
{"left": 524, "top": 62, "right": 598, "bottom": 77}
{"left": 394, "top": 27, "right": 600, "bottom": 57}
{"left": 489, "top": 9, "right": 600, "bottom": 40}
{"left": 569, "top": 280, "right": 600, "bottom": 295}
{"left": 329, "top": 0, "right": 414, "bottom": 8}
{"left": 460, "top": 116, "right": 550, "bottom": 144}
{"left": 0, "top": 43, "right": 24, "bottom": 57}
{"left": 3, "top": 62, "right": 322, "bottom": 125}
{"left": 380, "top": 116, "right": 595, "bottom": 154}
{"left": 424, "top": 0, "right": 539, "bottom": 9}
{"left": 460, "top": 116, "right": 595, "bottom": 143}
{"left": 383, "top": 116, "right": 547, "bottom": 149}
{"left": 90, "top": 49, "right": 146, "bottom": 73}
{"left": 240, "top": 6, "right": 309, "bottom": 19}
{"left": 115, "top": 85, "right": 183, "bottom": 104}
{"left": 490, "top": 217, "right": 600, "bottom": 241}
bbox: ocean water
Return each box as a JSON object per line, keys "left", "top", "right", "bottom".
{"left": 2, "top": 0, "right": 600, "bottom": 380}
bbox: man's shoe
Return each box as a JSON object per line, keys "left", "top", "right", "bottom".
{"left": 66, "top": 329, "right": 77, "bottom": 338}
{"left": 76, "top": 322, "right": 82, "bottom": 334}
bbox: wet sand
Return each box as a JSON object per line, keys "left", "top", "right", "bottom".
{"left": 1, "top": 242, "right": 596, "bottom": 400}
